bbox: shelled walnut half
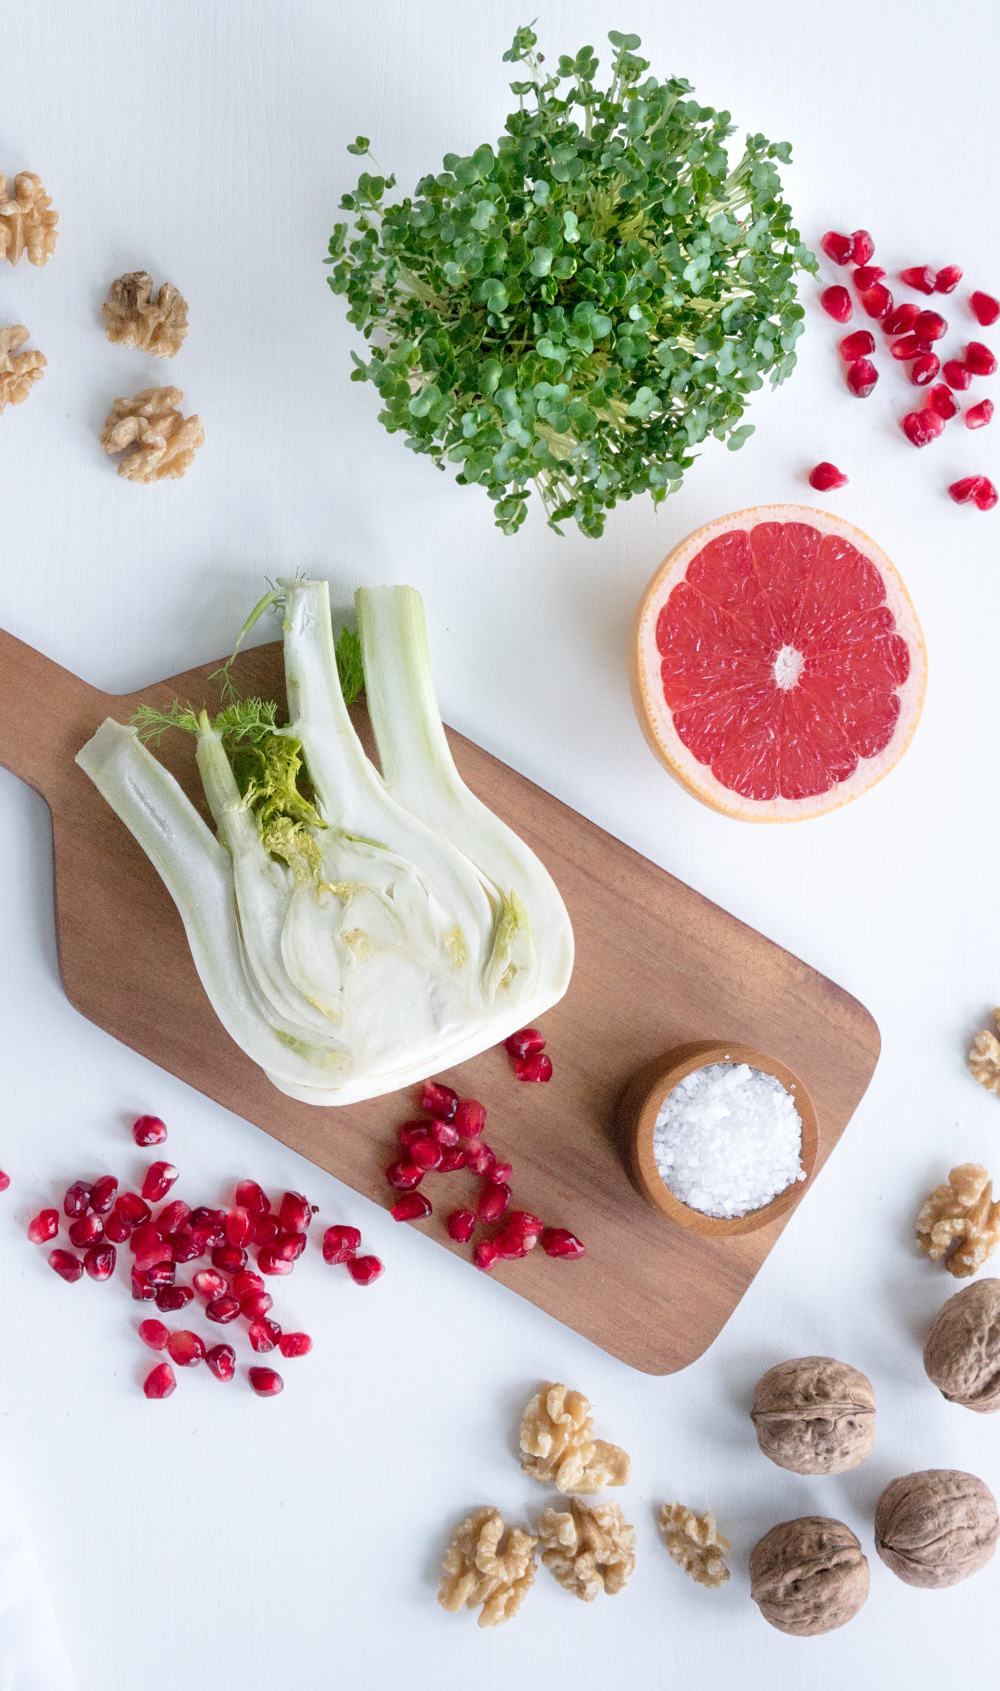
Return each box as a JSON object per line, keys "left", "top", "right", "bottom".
{"left": 0, "top": 326, "right": 46, "bottom": 414}
{"left": 519, "top": 1382, "right": 630, "bottom": 1494}
{"left": 100, "top": 386, "right": 204, "bottom": 483}
{"left": 437, "top": 1507, "right": 536, "bottom": 1627}
{"left": 916, "top": 1163, "right": 1000, "bottom": 1277}
{"left": 102, "top": 271, "right": 188, "bottom": 358}
{"left": 659, "top": 1502, "right": 730, "bottom": 1588}
{"left": 537, "top": 1498, "right": 636, "bottom": 1600}
{"left": 0, "top": 173, "right": 58, "bottom": 265}
{"left": 968, "top": 1012, "right": 1000, "bottom": 1096}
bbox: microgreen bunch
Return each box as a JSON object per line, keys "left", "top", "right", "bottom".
{"left": 327, "top": 24, "right": 815, "bottom": 538}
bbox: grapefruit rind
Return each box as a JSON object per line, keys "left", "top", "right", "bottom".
{"left": 632, "top": 505, "right": 927, "bottom": 823}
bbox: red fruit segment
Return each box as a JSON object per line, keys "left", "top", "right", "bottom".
{"left": 278, "top": 1191, "right": 312, "bottom": 1233}
{"left": 156, "top": 1285, "right": 194, "bottom": 1311}
{"left": 446, "top": 1208, "right": 476, "bottom": 1243}
{"left": 514, "top": 1052, "right": 553, "bottom": 1083}
{"left": 950, "top": 474, "right": 996, "bottom": 508}
{"left": 206, "top": 1344, "right": 236, "bottom": 1381}
{"left": 386, "top": 1160, "right": 423, "bottom": 1191}
{"left": 934, "top": 265, "right": 962, "bottom": 293}
{"left": 141, "top": 1162, "right": 178, "bottom": 1203}
{"left": 437, "top": 1147, "right": 467, "bottom": 1172}
{"left": 249, "top": 1318, "right": 280, "bottom": 1353}
{"left": 322, "top": 1224, "right": 361, "bottom": 1265}
{"left": 494, "top": 1212, "right": 545, "bottom": 1258}
{"left": 808, "top": 462, "right": 847, "bottom": 492}
{"left": 883, "top": 303, "right": 919, "bottom": 335}
{"left": 131, "top": 1223, "right": 173, "bottom": 1271}
{"left": 850, "top": 229, "right": 875, "bottom": 265}
{"left": 408, "top": 1136, "right": 443, "bottom": 1172}
{"left": 966, "top": 399, "right": 994, "bottom": 429}
{"left": 477, "top": 1183, "right": 511, "bottom": 1223}
{"left": 131, "top": 1269, "right": 156, "bottom": 1301}
{"left": 860, "top": 283, "right": 892, "bottom": 320}
{"left": 89, "top": 1176, "right": 119, "bottom": 1213}
{"left": 84, "top": 1243, "right": 116, "bottom": 1280}
{"left": 975, "top": 481, "right": 998, "bottom": 510}
{"left": 901, "top": 409, "right": 944, "bottom": 447}
{"left": 928, "top": 384, "right": 959, "bottom": 419}
{"left": 212, "top": 1243, "right": 248, "bottom": 1273}
{"left": 239, "top": 1290, "right": 273, "bottom": 1320}
{"left": 913, "top": 310, "right": 946, "bottom": 342}
{"left": 488, "top": 1160, "right": 514, "bottom": 1185}
{"left": 139, "top": 1318, "right": 170, "bottom": 1350}
{"left": 464, "top": 1141, "right": 495, "bottom": 1176}
{"left": 278, "top": 1332, "right": 312, "bottom": 1359}
{"left": 838, "top": 330, "right": 875, "bottom": 361}
{"left": 157, "top": 1200, "right": 191, "bottom": 1236}
{"left": 820, "top": 230, "right": 854, "bottom": 264}
{"left": 143, "top": 1362, "right": 176, "bottom": 1399}
{"left": 346, "top": 1254, "right": 383, "bottom": 1286}
{"left": 474, "top": 1240, "right": 500, "bottom": 1272}
{"left": 900, "top": 265, "right": 936, "bottom": 294}
{"left": 845, "top": 358, "right": 878, "bottom": 397}
{"left": 170, "top": 1230, "right": 201, "bottom": 1263}
{"left": 193, "top": 1268, "right": 226, "bottom": 1300}
{"left": 890, "top": 334, "right": 930, "bottom": 361}
{"left": 206, "top": 1294, "right": 241, "bottom": 1323}
{"left": 943, "top": 359, "right": 972, "bottom": 390}
{"left": 966, "top": 341, "right": 997, "bottom": 376}
{"left": 419, "top": 1081, "right": 458, "bottom": 1120}
{"left": 70, "top": 1218, "right": 104, "bottom": 1251}
{"left": 257, "top": 1247, "right": 294, "bottom": 1276}
{"left": 48, "top": 1249, "right": 83, "bottom": 1282}
{"left": 540, "top": 1227, "right": 586, "bottom": 1260}
{"left": 0, "top": 1172, "right": 8, "bottom": 1193}
{"left": 248, "top": 1367, "right": 284, "bottom": 1397}
{"left": 504, "top": 1029, "right": 546, "bottom": 1059}
{"left": 910, "top": 354, "right": 940, "bottom": 387}
{"left": 132, "top": 1115, "right": 167, "bottom": 1146}
{"left": 116, "top": 1191, "right": 151, "bottom": 1226}
{"left": 971, "top": 291, "right": 1000, "bottom": 327}
{"left": 64, "top": 1182, "right": 92, "bottom": 1218}
{"left": 251, "top": 1214, "right": 279, "bottom": 1246}
{"left": 167, "top": 1329, "right": 205, "bottom": 1366}
{"left": 453, "top": 1097, "right": 488, "bottom": 1135}
{"left": 146, "top": 1261, "right": 175, "bottom": 1287}
{"left": 225, "top": 1207, "right": 252, "bottom": 1247}
{"left": 851, "top": 264, "right": 884, "bottom": 292}
{"left": 27, "top": 1208, "right": 59, "bottom": 1244}
{"left": 820, "top": 285, "right": 852, "bottom": 323}
{"left": 234, "top": 1179, "right": 270, "bottom": 1215}
{"left": 390, "top": 1191, "right": 433, "bottom": 1222}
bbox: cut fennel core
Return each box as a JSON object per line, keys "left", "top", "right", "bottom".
{"left": 75, "top": 582, "right": 574, "bottom": 1105}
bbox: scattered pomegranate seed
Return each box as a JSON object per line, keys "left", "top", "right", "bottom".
{"left": 89, "top": 1176, "right": 118, "bottom": 1213}
{"left": 257, "top": 1247, "right": 294, "bottom": 1276}
{"left": 910, "top": 353, "right": 940, "bottom": 386}
{"left": 156, "top": 1285, "right": 193, "bottom": 1311}
{"left": 346, "top": 1254, "right": 383, "bottom": 1286}
{"left": 966, "top": 341, "right": 997, "bottom": 377}
{"left": 487, "top": 1159, "right": 514, "bottom": 1185}
{"left": 820, "top": 284, "right": 852, "bottom": 323}
{"left": 477, "top": 1183, "right": 511, "bottom": 1224}
{"left": 84, "top": 1243, "right": 116, "bottom": 1280}
{"left": 513, "top": 1052, "right": 553, "bottom": 1083}
{"left": 157, "top": 1200, "right": 190, "bottom": 1236}
{"left": 248, "top": 1366, "right": 284, "bottom": 1397}
{"left": 272, "top": 1231, "right": 307, "bottom": 1263}
{"left": 966, "top": 399, "right": 994, "bottom": 429}
{"left": 390, "top": 1191, "right": 433, "bottom": 1222}
{"left": 0, "top": 1171, "right": 8, "bottom": 1193}
{"left": 900, "top": 265, "right": 937, "bottom": 294}
{"left": 446, "top": 1208, "right": 476, "bottom": 1243}
{"left": 901, "top": 409, "right": 945, "bottom": 447}
{"left": 540, "top": 1228, "right": 586, "bottom": 1260}
{"left": 64, "top": 1181, "right": 92, "bottom": 1218}
{"left": 48, "top": 1248, "right": 83, "bottom": 1283}
{"left": 132, "top": 1115, "right": 167, "bottom": 1147}
{"left": 130, "top": 1223, "right": 173, "bottom": 1271}
{"left": 386, "top": 1159, "right": 423, "bottom": 1191}
{"left": 883, "top": 303, "right": 920, "bottom": 335}
{"left": 851, "top": 264, "right": 884, "bottom": 293}
{"left": 206, "top": 1294, "right": 241, "bottom": 1323}
{"left": 928, "top": 384, "right": 959, "bottom": 419}
{"left": 453, "top": 1097, "right": 488, "bottom": 1136}
{"left": 143, "top": 1362, "right": 176, "bottom": 1399}
{"left": 104, "top": 1211, "right": 131, "bottom": 1245}
{"left": 419, "top": 1080, "right": 459, "bottom": 1120}
{"left": 27, "top": 1208, "right": 59, "bottom": 1244}
{"left": 437, "top": 1147, "right": 467, "bottom": 1172}
{"left": 240, "top": 1290, "right": 274, "bottom": 1321}
{"left": 464, "top": 1141, "right": 495, "bottom": 1176}
{"left": 206, "top": 1344, "right": 235, "bottom": 1382}
{"left": 232, "top": 1267, "right": 265, "bottom": 1297}
{"left": 820, "top": 230, "right": 854, "bottom": 264}
{"left": 69, "top": 1217, "right": 105, "bottom": 1251}
{"left": 224, "top": 1207, "right": 252, "bottom": 1247}
{"left": 860, "top": 283, "right": 893, "bottom": 320}
{"left": 808, "top": 461, "right": 848, "bottom": 491}
{"left": 504, "top": 1029, "right": 545, "bottom": 1060}
{"left": 398, "top": 1123, "right": 429, "bottom": 1150}
{"left": 277, "top": 1191, "right": 312, "bottom": 1233}
{"left": 131, "top": 1269, "right": 156, "bottom": 1301}
{"left": 167, "top": 1329, "right": 205, "bottom": 1367}
{"left": 116, "top": 1191, "right": 150, "bottom": 1227}
{"left": 850, "top": 229, "right": 875, "bottom": 265}
{"left": 839, "top": 329, "right": 875, "bottom": 361}
{"left": 943, "top": 359, "right": 973, "bottom": 390}
{"left": 494, "top": 1213, "right": 544, "bottom": 1259}
{"left": 322, "top": 1224, "right": 361, "bottom": 1265}
{"left": 170, "top": 1230, "right": 202, "bottom": 1263}
{"left": 192, "top": 1267, "right": 226, "bottom": 1300}
{"left": 146, "top": 1262, "right": 176, "bottom": 1288}
{"left": 234, "top": 1179, "right": 270, "bottom": 1215}
{"left": 278, "top": 1332, "right": 312, "bottom": 1359}
{"left": 949, "top": 475, "right": 998, "bottom": 510}
{"left": 934, "top": 265, "right": 963, "bottom": 293}
{"left": 249, "top": 1318, "right": 280, "bottom": 1352}
{"left": 141, "top": 1162, "right": 178, "bottom": 1203}
{"left": 428, "top": 1117, "right": 460, "bottom": 1148}
{"left": 251, "top": 1214, "right": 280, "bottom": 1247}
{"left": 408, "top": 1136, "right": 443, "bottom": 1172}
{"left": 913, "top": 309, "right": 947, "bottom": 342}
{"left": 971, "top": 291, "right": 1000, "bottom": 327}
{"left": 474, "top": 1240, "right": 500, "bottom": 1272}
{"left": 139, "top": 1318, "right": 170, "bottom": 1350}
{"left": 212, "top": 1242, "right": 248, "bottom": 1273}
{"left": 890, "top": 333, "right": 931, "bottom": 361}
{"left": 189, "top": 1206, "right": 227, "bottom": 1232}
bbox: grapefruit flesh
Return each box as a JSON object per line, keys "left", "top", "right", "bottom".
{"left": 633, "top": 506, "right": 926, "bottom": 821}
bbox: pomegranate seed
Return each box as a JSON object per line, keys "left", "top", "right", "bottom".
{"left": 240, "top": 1290, "right": 273, "bottom": 1320}
{"left": 493, "top": 1214, "right": 544, "bottom": 1260}
{"left": 156, "top": 1285, "right": 193, "bottom": 1311}
{"left": 157, "top": 1200, "right": 191, "bottom": 1236}
{"left": 170, "top": 1230, "right": 202, "bottom": 1263}
{"left": 513, "top": 1052, "right": 553, "bottom": 1083}
{"left": 474, "top": 1240, "right": 500, "bottom": 1272}
{"left": 277, "top": 1191, "right": 312, "bottom": 1233}
{"left": 504, "top": 1029, "right": 545, "bottom": 1060}
{"left": 257, "top": 1247, "right": 294, "bottom": 1276}
{"left": 966, "top": 341, "right": 997, "bottom": 377}
{"left": 104, "top": 1211, "right": 130, "bottom": 1245}
{"left": 838, "top": 329, "right": 875, "bottom": 361}
{"left": 279, "top": 1332, "right": 313, "bottom": 1359}
{"left": 64, "top": 1181, "right": 92, "bottom": 1218}
{"left": 934, "top": 265, "right": 962, "bottom": 294}
{"left": 901, "top": 409, "right": 944, "bottom": 447}
{"left": 322, "top": 1224, "right": 361, "bottom": 1265}
{"left": 248, "top": 1366, "right": 284, "bottom": 1397}
{"left": 139, "top": 1318, "right": 169, "bottom": 1350}
{"left": 231, "top": 1267, "right": 265, "bottom": 1297}
{"left": 84, "top": 1243, "right": 116, "bottom": 1280}
{"left": 212, "top": 1243, "right": 247, "bottom": 1273}
{"left": 346, "top": 1254, "right": 383, "bottom": 1286}
{"left": 850, "top": 229, "right": 875, "bottom": 265}
{"left": 48, "top": 1248, "right": 83, "bottom": 1283}
{"left": 419, "top": 1081, "right": 458, "bottom": 1121}
{"left": 249, "top": 1318, "right": 280, "bottom": 1352}
{"left": 851, "top": 264, "right": 884, "bottom": 292}
{"left": 386, "top": 1160, "right": 423, "bottom": 1191}
{"left": 189, "top": 1205, "right": 226, "bottom": 1229}
{"left": 408, "top": 1136, "right": 442, "bottom": 1172}
{"left": 966, "top": 398, "right": 994, "bottom": 429}
{"left": 132, "top": 1115, "right": 167, "bottom": 1146}
{"left": 477, "top": 1183, "right": 511, "bottom": 1223}
{"left": 251, "top": 1214, "right": 280, "bottom": 1247}
{"left": 808, "top": 461, "right": 848, "bottom": 491}
{"left": 143, "top": 1362, "right": 176, "bottom": 1399}
{"left": 928, "top": 384, "right": 959, "bottom": 419}
{"left": 540, "top": 1227, "right": 586, "bottom": 1260}
{"left": 398, "top": 1123, "right": 430, "bottom": 1150}
{"left": 465, "top": 1141, "right": 495, "bottom": 1176}
{"left": 453, "top": 1097, "right": 488, "bottom": 1136}
{"left": 0, "top": 1171, "right": 9, "bottom": 1193}
{"left": 192, "top": 1268, "right": 226, "bottom": 1300}
{"left": 167, "top": 1329, "right": 205, "bottom": 1366}
{"left": 116, "top": 1191, "right": 150, "bottom": 1227}
{"left": 206, "top": 1294, "right": 241, "bottom": 1324}
{"left": 131, "top": 1223, "right": 173, "bottom": 1270}
{"left": 820, "top": 229, "right": 854, "bottom": 264}
{"left": 910, "top": 353, "right": 940, "bottom": 386}
{"left": 438, "top": 1146, "right": 467, "bottom": 1172}
{"left": 131, "top": 1269, "right": 156, "bottom": 1301}
{"left": 975, "top": 480, "right": 998, "bottom": 510}
{"left": 146, "top": 1262, "right": 175, "bottom": 1288}
{"left": 27, "top": 1209, "right": 59, "bottom": 1244}
{"left": 943, "top": 359, "right": 973, "bottom": 390}
{"left": 234, "top": 1179, "right": 270, "bottom": 1215}
{"left": 883, "top": 303, "right": 920, "bottom": 335}
{"left": 913, "top": 309, "right": 947, "bottom": 341}
{"left": 206, "top": 1344, "right": 235, "bottom": 1382}
{"left": 428, "top": 1118, "right": 460, "bottom": 1148}
{"left": 820, "top": 284, "right": 852, "bottom": 323}
{"left": 890, "top": 333, "right": 931, "bottom": 361}
{"left": 971, "top": 291, "right": 1000, "bottom": 327}
{"left": 900, "top": 265, "right": 937, "bottom": 294}
{"left": 860, "top": 282, "right": 893, "bottom": 320}
{"left": 272, "top": 1230, "right": 307, "bottom": 1262}
{"left": 391, "top": 1191, "right": 433, "bottom": 1222}
{"left": 446, "top": 1208, "right": 476, "bottom": 1243}
{"left": 141, "top": 1162, "right": 178, "bottom": 1203}
{"left": 89, "top": 1176, "right": 119, "bottom": 1213}
{"left": 488, "top": 1160, "right": 514, "bottom": 1185}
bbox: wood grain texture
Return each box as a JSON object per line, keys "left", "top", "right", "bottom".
{"left": 0, "top": 626, "right": 880, "bottom": 1373}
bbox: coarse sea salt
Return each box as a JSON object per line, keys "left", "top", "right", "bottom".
{"left": 653, "top": 1061, "right": 805, "bottom": 1219}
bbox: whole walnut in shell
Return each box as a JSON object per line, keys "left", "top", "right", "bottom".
{"left": 749, "top": 1517, "right": 869, "bottom": 1636}
{"left": 875, "top": 1470, "right": 999, "bottom": 1588}
{"left": 751, "top": 1356, "right": 875, "bottom": 1474}
{"left": 923, "top": 1278, "right": 1000, "bottom": 1413}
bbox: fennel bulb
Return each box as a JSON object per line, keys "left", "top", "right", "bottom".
{"left": 76, "top": 582, "right": 574, "bottom": 1104}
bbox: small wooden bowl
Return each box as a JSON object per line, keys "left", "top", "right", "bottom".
{"left": 618, "top": 1042, "right": 819, "bottom": 1238}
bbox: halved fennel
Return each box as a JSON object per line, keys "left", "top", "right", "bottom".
{"left": 75, "top": 581, "right": 574, "bottom": 1104}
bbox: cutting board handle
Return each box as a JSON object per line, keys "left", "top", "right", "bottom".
{"left": 0, "top": 627, "right": 103, "bottom": 800}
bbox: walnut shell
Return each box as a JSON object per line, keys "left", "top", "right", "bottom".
{"left": 750, "top": 1355, "right": 875, "bottom": 1474}
{"left": 875, "top": 1470, "right": 999, "bottom": 1588}
{"left": 923, "top": 1278, "right": 1000, "bottom": 1412}
{"left": 749, "top": 1517, "right": 869, "bottom": 1636}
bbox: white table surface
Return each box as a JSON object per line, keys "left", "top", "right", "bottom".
{"left": 2, "top": 0, "right": 997, "bottom": 1684}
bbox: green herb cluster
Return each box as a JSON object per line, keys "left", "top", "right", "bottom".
{"left": 327, "top": 24, "right": 815, "bottom": 539}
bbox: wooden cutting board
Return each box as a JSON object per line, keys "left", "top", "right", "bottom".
{"left": 0, "top": 627, "right": 880, "bottom": 1373}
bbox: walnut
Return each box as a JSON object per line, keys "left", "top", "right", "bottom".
{"left": 519, "top": 1383, "right": 630, "bottom": 1494}
{"left": 658, "top": 1502, "right": 730, "bottom": 1588}
{"left": 100, "top": 386, "right": 204, "bottom": 483}
{"left": 749, "top": 1517, "right": 869, "bottom": 1636}
{"left": 875, "top": 1470, "right": 999, "bottom": 1588}
{"left": 102, "top": 271, "right": 189, "bottom": 358}
{"left": 537, "top": 1498, "right": 636, "bottom": 1600}
{"left": 916, "top": 1162, "right": 1000, "bottom": 1277}
{"left": 969, "top": 1013, "right": 1000, "bottom": 1095}
{"left": 750, "top": 1355, "right": 875, "bottom": 1474}
{"left": 924, "top": 1278, "right": 1000, "bottom": 1412}
{"left": 0, "top": 173, "right": 58, "bottom": 265}
{"left": 0, "top": 325, "right": 46, "bottom": 413}
{"left": 437, "top": 1507, "right": 536, "bottom": 1627}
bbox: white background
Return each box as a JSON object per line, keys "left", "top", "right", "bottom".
{"left": 1, "top": 0, "right": 998, "bottom": 1685}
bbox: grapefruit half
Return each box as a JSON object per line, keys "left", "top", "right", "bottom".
{"left": 632, "top": 506, "right": 926, "bottom": 822}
